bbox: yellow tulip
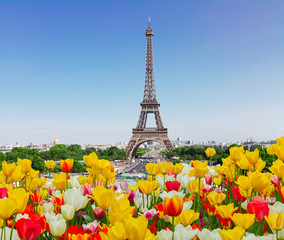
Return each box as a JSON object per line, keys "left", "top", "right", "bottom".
{"left": 190, "top": 160, "right": 209, "bottom": 179}
{"left": 2, "top": 161, "right": 16, "bottom": 178}
{"left": 124, "top": 216, "right": 148, "bottom": 240}
{"left": 265, "top": 212, "right": 284, "bottom": 231}
{"left": 52, "top": 173, "right": 67, "bottom": 191}
{"left": 229, "top": 146, "right": 244, "bottom": 162}
{"left": 18, "top": 158, "right": 32, "bottom": 174}
{"left": 261, "top": 184, "right": 275, "bottom": 196}
{"left": 276, "top": 145, "right": 284, "bottom": 161}
{"left": 245, "top": 149, "right": 259, "bottom": 165}
{"left": 101, "top": 167, "right": 117, "bottom": 181}
{"left": 207, "top": 191, "right": 226, "bottom": 206}
{"left": 92, "top": 185, "right": 115, "bottom": 210}
{"left": 178, "top": 210, "right": 199, "bottom": 226}
{"left": 215, "top": 165, "right": 227, "bottom": 175}
{"left": 145, "top": 163, "right": 161, "bottom": 176}
{"left": 0, "top": 198, "right": 17, "bottom": 219}
{"left": 188, "top": 179, "right": 204, "bottom": 194}
{"left": 94, "top": 159, "right": 110, "bottom": 170}
{"left": 213, "top": 176, "right": 222, "bottom": 186}
{"left": 224, "top": 165, "right": 236, "bottom": 182}
{"left": 276, "top": 137, "right": 284, "bottom": 146}
{"left": 231, "top": 213, "right": 255, "bottom": 230}
{"left": 86, "top": 167, "right": 100, "bottom": 179}
{"left": 108, "top": 198, "right": 134, "bottom": 224}
{"left": 235, "top": 175, "right": 252, "bottom": 191}
{"left": 45, "top": 160, "right": 56, "bottom": 170}
{"left": 270, "top": 160, "right": 284, "bottom": 179}
{"left": 267, "top": 144, "right": 277, "bottom": 155}
{"left": 169, "top": 163, "right": 184, "bottom": 175}
{"left": 216, "top": 203, "right": 238, "bottom": 219}
{"left": 10, "top": 166, "right": 24, "bottom": 182}
{"left": 218, "top": 226, "right": 245, "bottom": 240}
{"left": 205, "top": 148, "right": 216, "bottom": 158}
{"left": 137, "top": 180, "right": 158, "bottom": 195}
{"left": 249, "top": 171, "right": 270, "bottom": 192}
{"left": 29, "top": 169, "right": 39, "bottom": 179}
{"left": 107, "top": 222, "right": 126, "bottom": 240}
{"left": 238, "top": 156, "right": 250, "bottom": 170}
{"left": 159, "top": 161, "right": 169, "bottom": 174}
{"left": 83, "top": 152, "right": 98, "bottom": 167}
{"left": 33, "top": 177, "right": 47, "bottom": 188}
{"left": 9, "top": 188, "right": 30, "bottom": 214}
{"left": 77, "top": 175, "right": 92, "bottom": 186}
{"left": 222, "top": 156, "right": 233, "bottom": 167}
{"left": 250, "top": 158, "right": 266, "bottom": 172}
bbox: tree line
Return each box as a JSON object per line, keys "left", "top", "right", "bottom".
{"left": 164, "top": 145, "right": 276, "bottom": 171}
{"left": 0, "top": 144, "right": 127, "bottom": 173}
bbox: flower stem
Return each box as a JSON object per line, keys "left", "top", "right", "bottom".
{"left": 10, "top": 215, "right": 16, "bottom": 240}
{"left": 172, "top": 216, "right": 175, "bottom": 240}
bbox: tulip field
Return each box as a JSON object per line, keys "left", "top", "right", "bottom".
{"left": 0, "top": 137, "right": 284, "bottom": 239}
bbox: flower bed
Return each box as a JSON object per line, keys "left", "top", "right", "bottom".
{"left": 0, "top": 137, "right": 284, "bottom": 239}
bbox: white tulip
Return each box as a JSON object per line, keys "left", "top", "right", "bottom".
{"left": 182, "top": 201, "right": 193, "bottom": 211}
{"left": 174, "top": 224, "right": 199, "bottom": 240}
{"left": 269, "top": 202, "right": 284, "bottom": 214}
{"left": 64, "top": 187, "right": 88, "bottom": 211}
{"left": 156, "top": 175, "right": 175, "bottom": 189}
{"left": 49, "top": 218, "right": 66, "bottom": 237}
{"left": 43, "top": 202, "right": 54, "bottom": 213}
{"left": 157, "top": 228, "right": 172, "bottom": 240}
{"left": 70, "top": 176, "right": 81, "bottom": 188}
{"left": 61, "top": 204, "right": 75, "bottom": 220}
{"left": 1, "top": 227, "right": 20, "bottom": 240}
{"left": 244, "top": 233, "right": 275, "bottom": 240}
{"left": 180, "top": 163, "right": 192, "bottom": 175}
{"left": 159, "top": 190, "right": 185, "bottom": 200}
{"left": 197, "top": 228, "right": 222, "bottom": 240}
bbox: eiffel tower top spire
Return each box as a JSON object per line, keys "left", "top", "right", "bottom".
{"left": 143, "top": 17, "right": 157, "bottom": 104}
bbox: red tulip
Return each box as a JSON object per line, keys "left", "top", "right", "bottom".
{"left": 93, "top": 207, "right": 105, "bottom": 219}
{"left": 163, "top": 195, "right": 183, "bottom": 217}
{"left": 15, "top": 218, "right": 42, "bottom": 240}
{"left": 247, "top": 200, "right": 269, "bottom": 222}
{"left": 0, "top": 188, "right": 8, "bottom": 199}
{"left": 165, "top": 181, "right": 181, "bottom": 192}
{"left": 60, "top": 159, "right": 74, "bottom": 173}
{"left": 232, "top": 186, "right": 246, "bottom": 203}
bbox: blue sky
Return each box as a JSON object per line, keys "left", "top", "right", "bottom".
{"left": 0, "top": 1, "right": 284, "bottom": 145}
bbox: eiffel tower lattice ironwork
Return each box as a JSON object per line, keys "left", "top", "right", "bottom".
{"left": 125, "top": 18, "right": 175, "bottom": 159}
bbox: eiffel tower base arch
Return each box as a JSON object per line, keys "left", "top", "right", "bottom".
{"left": 125, "top": 129, "right": 174, "bottom": 160}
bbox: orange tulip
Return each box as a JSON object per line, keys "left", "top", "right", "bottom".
{"left": 163, "top": 195, "right": 183, "bottom": 217}
{"left": 169, "top": 163, "right": 184, "bottom": 175}
{"left": 60, "top": 159, "right": 74, "bottom": 173}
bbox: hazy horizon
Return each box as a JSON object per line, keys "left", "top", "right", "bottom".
{"left": 1, "top": 1, "right": 284, "bottom": 145}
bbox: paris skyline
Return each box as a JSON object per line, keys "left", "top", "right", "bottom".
{"left": 1, "top": 1, "right": 284, "bottom": 145}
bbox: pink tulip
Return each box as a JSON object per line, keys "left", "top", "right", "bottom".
{"left": 205, "top": 174, "right": 213, "bottom": 185}
{"left": 120, "top": 181, "right": 129, "bottom": 191}
{"left": 203, "top": 185, "right": 212, "bottom": 193}
{"left": 83, "top": 220, "right": 100, "bottom": 234}
{"left": 271, "top": 175, "right": 280, "bottom": 187}
{"left": 48, "top": 186, "right": 56, "bottom": 196}
{"left": 93, "top": 207, "right": 105, "bottom": 219}
{"left": 82, "top": 184, "right": 93, "bottom": 196}
{"left": 126, "top": 189, "right": 136, "bottom": 203}
{"left": 140, "top": 208, "right": 159, "bottom": 220}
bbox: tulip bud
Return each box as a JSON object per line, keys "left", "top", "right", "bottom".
{"left": 93, "top": 207, "right": 105, "bottom": 219}
{"left": 271, "top": 175, "right": 280, "bottom": 187}
{"left": 61, "top": 204, "right": 75, "bottom": 221}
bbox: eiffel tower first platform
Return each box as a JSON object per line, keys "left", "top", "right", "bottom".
{"left": 125, "top": 18, "right": 175, "bottom": 160}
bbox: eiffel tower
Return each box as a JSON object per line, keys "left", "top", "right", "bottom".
{"left": 125, "top": 18, "right": 175, "bottom": 160}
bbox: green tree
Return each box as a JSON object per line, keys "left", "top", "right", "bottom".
{"left": 0, "top": 152, "right": 5, "bottom": 162}
{"left": 72, "top": 160, "right": 85, "bottom": 173}
{"left": 67, "top": 144, "right": 83, "bottom": 160}
{"left": 32, "top": 156, "right": 46, "bottom": 172}
{"left": 49, "top": 144, "right": 68, "bottom": 160}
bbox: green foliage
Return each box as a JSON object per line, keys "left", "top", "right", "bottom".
{"left": 0, "top": 152, "right": 5, "bottom": 162}
{"left": 257, "top": 146, "right": 277, "bottom": 172}
{"left": 32, "top": 155, "right": 46, "bottom": 172}
{"left": 72, "top": 160, "right": 85, "bottom": 173}
{"left": 96, "top": 146, "right": 126, "bottom": 161}
{"left": 135, "top": 148, "right": 151, "bottom": 157}
{"left": 49, "top": 144, "right": 68, "bottom": 160}
{"left": 165, "top": 146, "right": 229, "bottom": 164}
{"left": 67, "top": 144, "right": 83, "bottom": 160}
